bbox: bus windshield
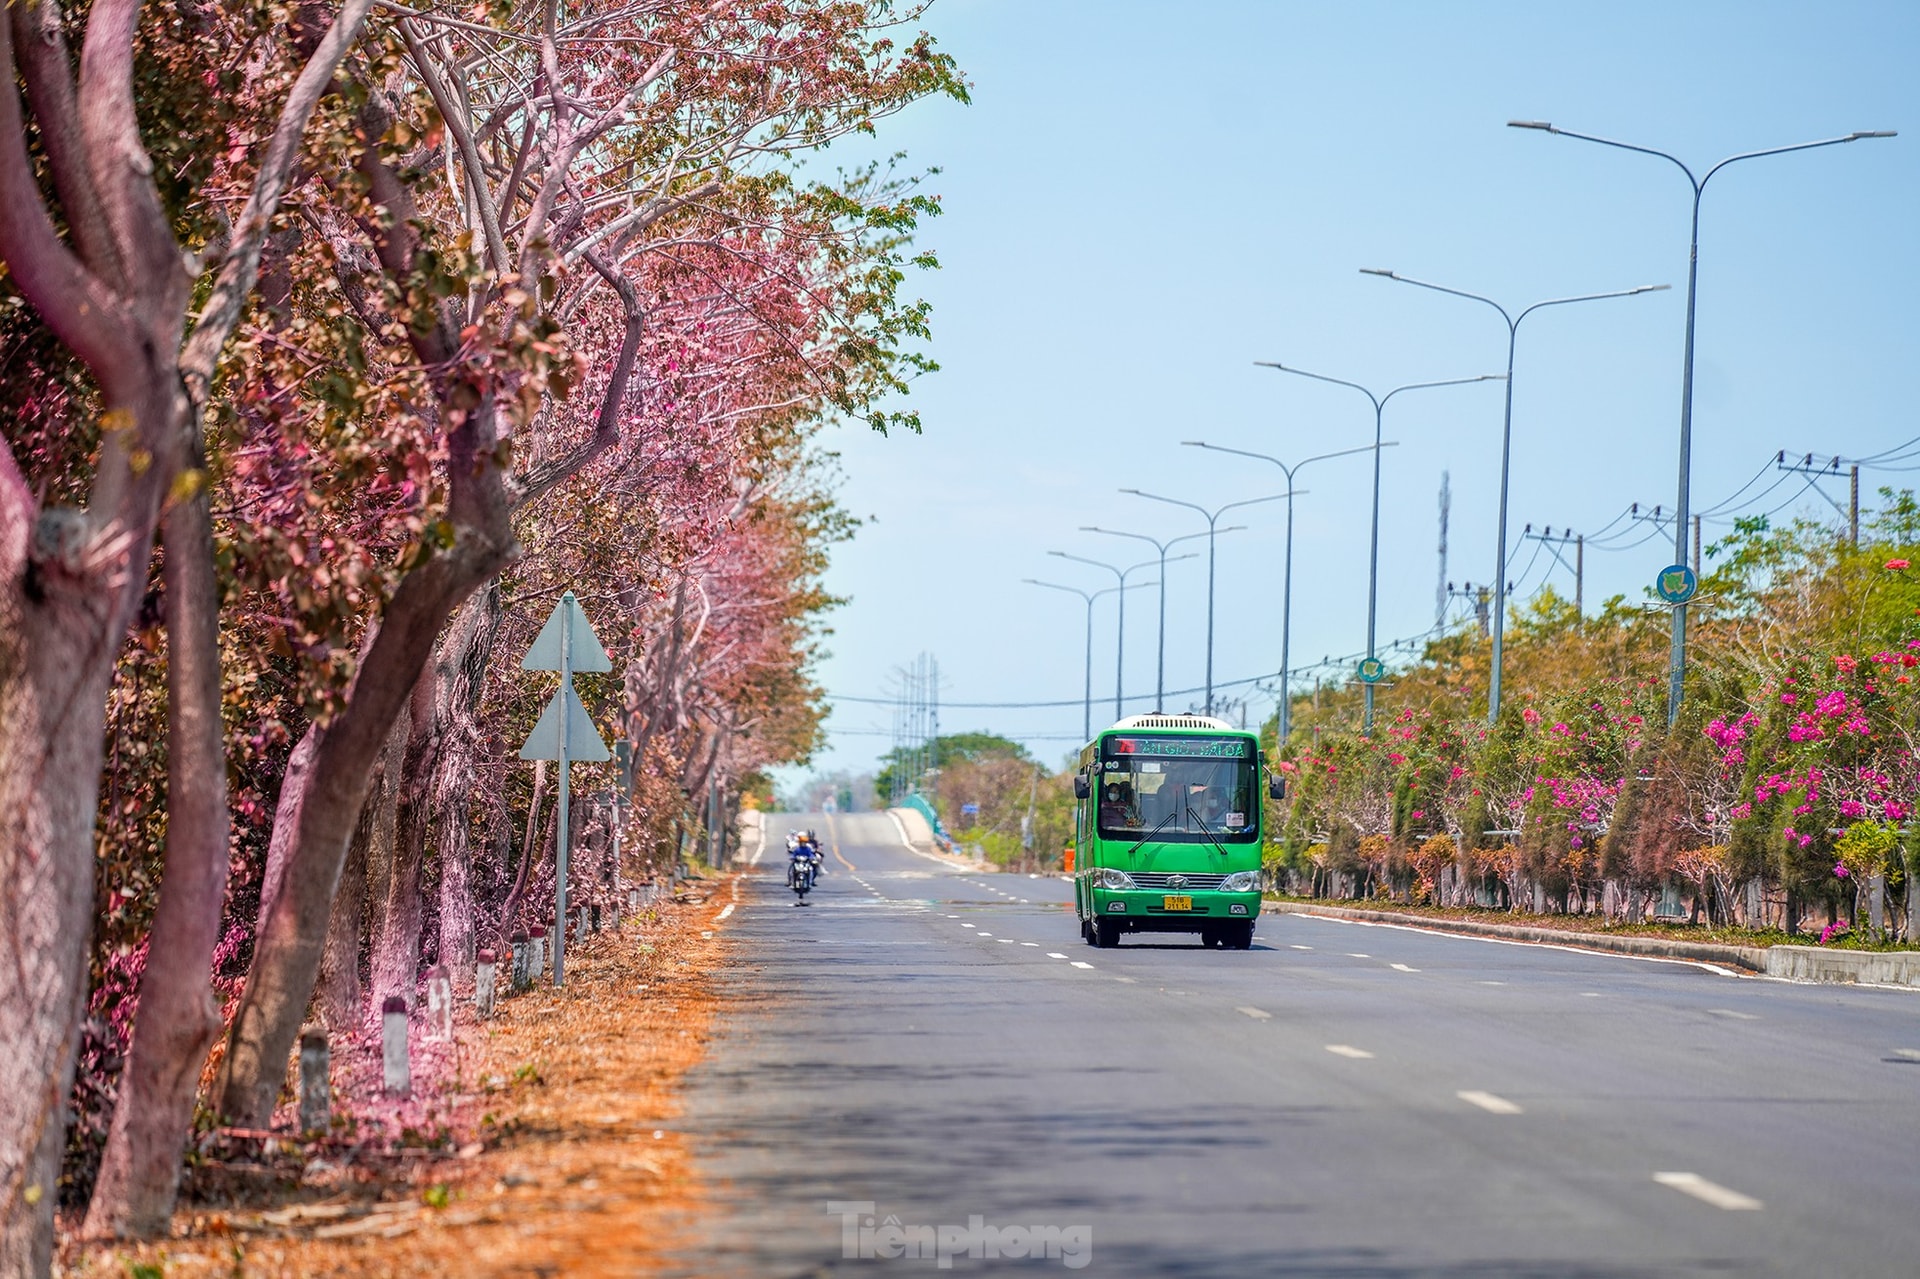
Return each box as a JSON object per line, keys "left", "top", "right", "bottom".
{"left": 1095, "top": 736, "right": 1258, "bottom": 843}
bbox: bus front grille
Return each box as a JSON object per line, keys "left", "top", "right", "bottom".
{"left": 1129, "top": 872, "right": 1230, "bottom": 891}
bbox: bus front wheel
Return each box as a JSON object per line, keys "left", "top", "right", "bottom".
{"left": 1094, "top": 919, "right": 1121, "bottom": 948}
{"left": 1226, "top": 921, "right": 1254, "bottom": 950}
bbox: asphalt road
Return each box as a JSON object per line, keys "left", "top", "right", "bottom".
{"left": 671, "top": 812, "right": 1920, "bottom": 1277}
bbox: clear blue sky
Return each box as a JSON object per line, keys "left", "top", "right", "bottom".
{"left": 783, "top": 0, "right": 1920, "bottom": 786}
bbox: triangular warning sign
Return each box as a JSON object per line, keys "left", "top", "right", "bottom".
{"left": 522, "top": 592, "right": 613, "bottom": 673}
{"left": 518, "top": 684, "right": 612, "bottom": 762}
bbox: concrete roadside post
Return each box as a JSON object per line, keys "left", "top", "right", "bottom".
{"left": 475, "top": 949, "right": 497, "bottom": 1018}
{"left": 298, "top": 1026, "right": 330, "bottom": 1134}
{"left": 381, "top": 997, "right": 411, "bottom": 1099}
{"left": 529, "top": 925, "right": 546, "bottom": 983}
{"left": 510, "top": 930, "right": 529, "bottom": 992}
{"left": 519, "top": 590, "right": 613, "bottom": 988}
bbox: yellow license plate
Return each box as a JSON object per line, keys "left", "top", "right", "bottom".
{"left": 1162, "top": 895, "right": 1193, "bottom": 911}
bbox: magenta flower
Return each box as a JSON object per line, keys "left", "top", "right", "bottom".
{"left": 1834, "top": 862, "right": 1850, "bottom": 879}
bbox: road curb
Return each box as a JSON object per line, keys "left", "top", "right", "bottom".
{"left": 1266, "top": 900, "right": 1769, "bottom": 973}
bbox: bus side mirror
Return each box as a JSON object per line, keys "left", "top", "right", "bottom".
{"left": 1073, "top": 773, "right": 1091, "bottom": 800}
{"left": 1268, "top": 773, "right": 1286, "bottom": 801}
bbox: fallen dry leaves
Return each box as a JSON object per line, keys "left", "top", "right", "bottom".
{"left": 59, "top": 874, "right": 739, "bottom": 1278}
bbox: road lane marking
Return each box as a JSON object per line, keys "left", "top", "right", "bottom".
{"left": 1021, "top": 942, "right": 1040, "bottom": 946}
{"left": 977, "top": 932, "right": 993, "bottom": 937}
{"left": 1891, "top": 1048, "right": 1920, "bottom": 1061}
{"left": 1070, "top": 961, "right": 1095, "bottom": 969}
{"left": 961, "top": 923, "right": 975, "bottom": 928}
{"left": 1478, "top": 980, "right": 1506, "bottom": 986}
{"left": 1389, "top": 962, "right": 1420, "bottom": 972}
{"left": 1707, "top": 1008, "right": 1759, "bottom": 1020}
{"left": 1653, "top": 1172, "right": 1762, "bottom": 1211}
{"left": 715, "top": 904, "right": 735, "bottom": 921}
{"left": 998, "top": 938, "right": 1015, "bottom": 943}
{"left": 1347, "top": 953, "right": 1371, "bottom": 959}
{"left": 1325, "top": 1044, "right": 1373, "bottom": 1059}
{"left": 1236, "top": 1007, "right": 1272, "bottom": 1020}
{"left": 1046, "top": 952, "right": 1068, "bottom": 959}
{"left": 1458, "top": 1090, "right": 1523, "bottom": 1115}
{"left": 1290, "top": 945, "right": 1313, "bottom": 951}
{"left": 1581, "top": 992, "right": 1604, "bottom": 998}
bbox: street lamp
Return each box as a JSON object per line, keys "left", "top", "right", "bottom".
{"left": 1023, "top": 578, "right": 1155, "bottom": 741}
{"left": 1048, "top": 550, "right": 1196, "bottom": 722}
{"left": 1119, "top": 489, "right": 1291, "bottom": 716}
{"left": 1181, "top": 441, "right": 1389, "bottom": 749}
{"left": 1509, "top": 120, "right": 1896, "bottom": 724}
{"left": 1359, "top": 268, "right": 1668, "bottom": 724}
{"left": 1255, "top": 363, "right": 1504, "bottom": 732}
{"left": 1079, "top": 525, "right": 1230, "bottom": 713}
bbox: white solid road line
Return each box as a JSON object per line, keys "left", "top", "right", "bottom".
{"left": 1070, "top": 961, "right": 1095, "bottom": 969}
{"left": 1046, "top": 952, "right": 1068, "bottom": 959}
{"left": 1389, "top": 962, "right": 1420, "bottom": 972}
{"left": 1325, "top": 1044, "right": 1374, "bottom": 1059}
{"left": 1653, "top": 1172, "right": 1762, "bottom": 1211}
{"left": 715, "top": 903, "right": 735, "bottom": 921}
{"left": 1236, "top": 1006, "right": 1273, "bottom": 1020}
{"left": 1457, "top": 1090, "right": 1523, "bottom": 1115}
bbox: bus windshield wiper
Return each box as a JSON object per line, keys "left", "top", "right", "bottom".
{"left": 1188, "top": 805, "right": 1230, "bottom": 857}
{"left": 1126, "top": 812, "right": 1178, "bottom": 855}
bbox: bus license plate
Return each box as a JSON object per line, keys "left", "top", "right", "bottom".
{"left": 1162, "top": 895, "right": 1193, "bottom": 911}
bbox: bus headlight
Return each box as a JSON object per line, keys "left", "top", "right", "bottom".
{"left": 1220, "top": 871, "right": 1261, "bottom": 893}
{"left": 1094, "top": 868, "right": 1137, "bottom": 891}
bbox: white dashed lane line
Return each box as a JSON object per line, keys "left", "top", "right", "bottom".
{"left": 1707, "top": 1009, "right": 1759, "bottom": 1021}
{"left": 1325, "top": 1044, "right": 1374, "bottom": 1059}
{"left": 1070, "top": 961, "right": 1095, "bottom": 970}
{"left": 1236, "top": 1007, "right": 1272, "bottom": 1021}
{"left": 1458, "top": 1090, "right": 1523, "bottom": 1115}
{"left": 1653, "top": 1172, "right": 1762, "bottom": 1211}
{"left": 1290, "top": 945, "right": 1313, "bottom": 951}
{"left": 1389, "top": 963, "right": 1420, "bottom": 973}
{"left": 1046, "top": 953, "right": 1068, "bottom": 959}
{"left": 1347, "top": 953, "right": 1371, "bottom": 959}
{"left": 1021, "top": 942, "right": 1040, "bottom": 947}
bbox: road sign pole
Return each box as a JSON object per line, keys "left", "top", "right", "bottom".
{"left": 554, "top": 601, "right": 572, "bottom": 986}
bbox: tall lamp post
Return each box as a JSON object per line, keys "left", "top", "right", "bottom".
{"left": 1079, "top": 526, "right": 1228, "bottom": 713}
{"left": 1359, "top": 269, "right": 1668, "bottom": 724}
{"left": 1119, "top": 489, "right": 1291, "bottom": 716}
{"left": 1023, "top": 578, "right": 1154, "bottom": 741}
{"left": 1509, "top": 120, "right": 1896, "bottom": 724}
{"left": 1255, "top": 364, "right": 1504, "bottom": 732}
{"left": 1181, "top": 441, "right": 1388, "bottom": 749}
{"left": 1049, "top": 550, "right": 1196, "bottom": 722}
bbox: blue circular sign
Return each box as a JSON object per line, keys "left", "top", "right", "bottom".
{"left": 1356, "top": 656, "right": 1386, "bottom": 684}
{"left": 1654, "top": 563, "right": 1698, "bottom": 605}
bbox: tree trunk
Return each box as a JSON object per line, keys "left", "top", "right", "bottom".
{"left": 433, "top": 588, "right": 501, "bottom": 973}
{"left": 82, "top": 478, "right": 230, "bottom": 1239}
{"left": 0, "top": 591, "right": 134, "bottom": 1273}
{"left": 372, "top": 672, "right": 434, "bottom": 1012}
{"left": 213, "top": 534, "right": 517, "bottom": 1126}
{"left": 317, "top": 793, "right": 375, "bottom": 1033}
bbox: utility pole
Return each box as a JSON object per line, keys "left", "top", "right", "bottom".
{"left": 1520, "top": 525, "right": 1586, "bottom": 616}
{"left": 1445, "top": 582, "right": 1491, "bottom": 639}
{"left": 1851, "top": 465, "right": 1861, "bottom": 546}
{"left": 1776, "top": 450, "right": 1857, "bottom": 548}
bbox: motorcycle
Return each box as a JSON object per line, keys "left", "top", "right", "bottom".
{"left": 788, "top": 847, "right": 819, "bottom": 903}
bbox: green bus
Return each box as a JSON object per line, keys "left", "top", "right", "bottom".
{"left": 1071, "top": 714, "right": 1282, "bottom": 950}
